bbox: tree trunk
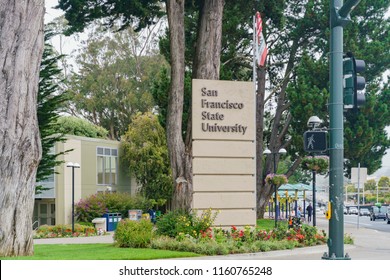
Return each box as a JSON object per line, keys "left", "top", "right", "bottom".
{"left": 256, "top": 66, "right": 267, "bottom": 218}
{"left": 0, "top": 1, "right": 44, "bottom": 256}
{"left": 166, "top": 0, "right": 189, "bottom": 209}
{"left": 192, "top": 0, "right": 224, "bottom": 80}
{"left": 166, "top": 0, "right": 224, "bottom": 210}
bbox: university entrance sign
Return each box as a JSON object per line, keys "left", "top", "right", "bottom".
{"left": 192, "top": 79, "right": 256, "bottom": 227}
{"left": 193, "top": 80, "right": 254, "bottom": 140}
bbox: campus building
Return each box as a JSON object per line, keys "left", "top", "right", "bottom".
{"left": 33, "top": 135, "right": 136, "bottom": 228}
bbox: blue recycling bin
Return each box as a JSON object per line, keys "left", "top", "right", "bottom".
{"left": 148, "top": 209, "right": 157, "bottom": 224}
{"left": 103, "top": 213, "right": 122, "bottom": 231}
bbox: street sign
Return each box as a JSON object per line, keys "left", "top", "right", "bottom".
{"left": 351, "top": 167, "right": 367, "bottom": 184}
{"left": 303, "top": 131, "right": 327, "bottom": 153}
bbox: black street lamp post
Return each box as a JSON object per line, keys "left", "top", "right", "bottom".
{"left": 67, "top": 162, "right": 80, "bottom": 233}
{"left": 305, "top": 115, "right": 324, "bottom": 227}
{"left": 312, "top": 168, "right": 317, "bottom": 227}
{"left": 263, "top": 147, "right": 287, "bottom": 228}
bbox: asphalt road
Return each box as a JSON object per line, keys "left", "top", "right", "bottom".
{"left": 344, "top": 214, "right": 390, "bottom": 233}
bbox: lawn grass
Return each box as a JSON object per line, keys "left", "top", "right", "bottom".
{"left": 0, "top": 244, "right": 200, "bottom": 260}
{"left": 257, "top": 218, "right": 287, "bottom": 230}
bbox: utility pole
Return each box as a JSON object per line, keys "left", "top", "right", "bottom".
{"left": 323, "top": 0, "right": 362, "bottom": 260}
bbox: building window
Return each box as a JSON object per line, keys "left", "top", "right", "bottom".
{"left": 97, "top": 147, "right": 118, "bottom": 185}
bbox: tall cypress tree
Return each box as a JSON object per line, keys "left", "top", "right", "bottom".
{"left": 36, "top": 26, "right": 69, "bottom": 194}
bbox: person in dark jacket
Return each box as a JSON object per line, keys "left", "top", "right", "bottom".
{"left": 306, "top": 203, "right": 313, "bottom": 222}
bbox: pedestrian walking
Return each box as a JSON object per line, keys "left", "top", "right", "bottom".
{"left": 306, "top": 203, "right": 313, "bottom": 222}
{"left": 297, "top": 207, "right": 302, "bottom": 218}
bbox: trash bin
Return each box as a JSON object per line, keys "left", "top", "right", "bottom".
{"left": 148, "top": 209, "right": 157, "bottom": 224}
{"left": 92, "top": 218, "right": 107, "bottom": 234}
{"left": 103, "top": 213, "right": 122, "bottom": 231}
{"left": 142, "top": 213, "right": 150, "bottom": 220}
{"left": 128, "top": 209, "right": 142, "bottom": 221}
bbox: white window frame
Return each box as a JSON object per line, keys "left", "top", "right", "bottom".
{"left": 96, "top": 146, "right": 118, "bottom": 186}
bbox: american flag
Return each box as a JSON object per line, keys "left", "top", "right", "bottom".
{"left": 255, "top": 12, "right": 268, "bottom": 67}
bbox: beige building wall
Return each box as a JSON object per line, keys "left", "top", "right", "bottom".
{"left": 192, "top": 79, "right": 256, "bottom": 227}
{"left": 54, "top": 135, "right": 132, "bottom": 225}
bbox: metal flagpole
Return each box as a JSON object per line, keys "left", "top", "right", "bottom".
{"left": 253, "top": 15, "right": 257, "bottom": 92}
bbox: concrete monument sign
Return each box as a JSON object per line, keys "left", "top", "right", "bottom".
{"left": 192, "top": 79, "right": 256, "bottom": 227}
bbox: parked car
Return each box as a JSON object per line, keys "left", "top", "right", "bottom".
{"left": 386, "top": 207, "right": 390, "bottom": 224}
{"left": 349, "top": 207, "right": 358, "bottom": 215}
{"left": 344, "top": 207, "right": 348, "bottom": 214}
{"left": 369, "top": 206, "right": 387, "bottom": 221}
{"left": 359, "top": 208, "right": 370, "bottom": 216}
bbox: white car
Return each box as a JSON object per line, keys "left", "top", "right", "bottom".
{"left": 359, "top": 208, "right": 370, "bottom": 216}
{"left": 349, "top": 207, "right": 358, "bottom": 215}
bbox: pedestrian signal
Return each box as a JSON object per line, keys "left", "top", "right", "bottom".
{"left": 303, "top": 131, "right": 327, "bottom": 153}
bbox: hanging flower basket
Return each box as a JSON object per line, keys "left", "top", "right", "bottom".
{"left": 301, "top": 156, "right": 329, "bottom": 173}
{"left": 265, "top": 173, "right": 288, "bottom": 186}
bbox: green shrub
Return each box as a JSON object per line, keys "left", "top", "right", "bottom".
{"left": 150, "top": 235, "right": 300, "bottom": 255}
{"left": 155, "top": 210, "right": 184, "bottom": 238}
{"left": 114, "top": 219, "right": 154, "bottom": 248}
{"left": 76, "top": 192, "right": 165, "bottom": 223}
{"left": 271, "top": 223, "right": 289, "bottom": 240}
{"left": 344, "top": 233, "right": 354, "bottom": 245}
{"left": 192, "top": 208, "right": 219, "bottom": 235}
{"left": 150, "top": 236, "right": 230, "bottom": 255}
{"left": 155, "top": 208, "right": 218, "bottom": 238}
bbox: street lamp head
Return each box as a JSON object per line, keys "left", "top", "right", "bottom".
{"left": 279, "top": 148, "right": 287, "bottom": 155}
{"left": 66, "top": 162, "right": 80, "bottom": 168}
{"left": 307, "top": 116, "right": 322, "bottom": 129}
{"left": 263, "top": 148, "right": 271, "bottom": 155}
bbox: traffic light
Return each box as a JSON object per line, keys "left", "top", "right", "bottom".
{"left": 343, "top": 53, "right": 366, "bottom": 109}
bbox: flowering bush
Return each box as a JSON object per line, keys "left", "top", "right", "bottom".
{"left": 199, "top": 228, "right": 213, "bottom": 241}
{"left": 265, "top": 173, "right": 288, "bottom": 186}
{"left": 301, "top": 156, "right": 329, "bottom": 174}
{"left": 156, "top": 208, "right": 218, "bottom": 239}
{"left": 151, "top": 222, "right": 327, "bottom": 255}
{"left": 33, "top": 224, "right": 97, "bottom": 239}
